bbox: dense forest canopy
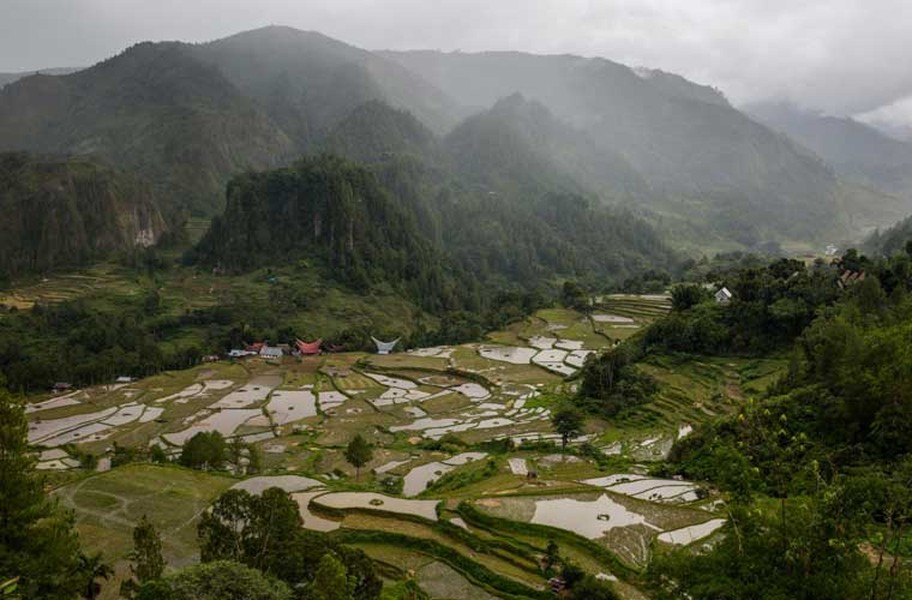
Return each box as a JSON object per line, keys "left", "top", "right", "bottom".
{"left": 0, "top": 152, "right": 167, "bottom": 281}
{"left": 193, "top": 155, "right": 478, "bottom": 314}
{"left": 569, "top": 243, "right": 912, "bottom": 598}
{"left": 192, "top": 152, "right": 676, "bottom": 303}
{"left": 867, "top": 214, "right": 912, "bottom": 257}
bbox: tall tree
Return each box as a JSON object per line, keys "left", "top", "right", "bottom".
{"left": 0, "top": 384, "right": 88, "bottom": 599}
{"left": 122, "top": 515, "right": 164, "bottom": 597}
{"left": 179, "top": 431, "right": 227, "bottom": 470}
{"left": 561, "top": 281, "right": 589, "bottom": 311}
{"left": 344, "top": 434, "right": 373, "bottom": 482}
{"left": 310, "top": 554, "right": 353, "bottom": 600}
{"left": 551, "top": 405, "right": 585, "bottom": 455}
{"left": 198, "top": 488, "right": 303, "bottom": 572}
{"left": 134, "top": 560, "right": 292, "bottom": 600}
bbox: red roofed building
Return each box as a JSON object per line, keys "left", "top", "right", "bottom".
{"left": 296, "top": 338, "right": 322, "bottom": 355}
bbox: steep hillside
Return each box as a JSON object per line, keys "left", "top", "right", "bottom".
{"left": 323, "top": 100, "right": 439, "bottom": 164}
{"left": 865, "top": 214, "right": 912, "bottom": 256}
{"left": 444, "top": 93, "right": 648, "bottom": 200}
{"left": 0, "top": 67, "right": 81, "bottom": 88}
{"left": 0, "top": 28, "right": 460, "bottom": 218}
{"left": 0, "top": 27, "right": 889, "bottom": 254}
{"left": 193, "top": 155, "right": 478, "bottom": 313}
{"left": 0, "top": 152, "right": 166, "bottom": 279}
{"left": 380, "top": 50, "right": 889, "bottom": 244}
{"left": 0, "top": 42, "right": 294, "bottom": 215}
{"left": 746, "top": 102, "right": 912, "bottom": 203}
{"left": 192, "top": 26, "right": 461, "bottom": 142}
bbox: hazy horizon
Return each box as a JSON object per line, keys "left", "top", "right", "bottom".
{"left": 2, "top": 0, "right": 912, "bottom": 129}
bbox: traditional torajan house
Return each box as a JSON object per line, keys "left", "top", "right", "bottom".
{"left": 295, "top": 338, "right": 322, "bottom": 356}
{"left": 371, "top": 336, "right": 400, "bottom": 355}
{"left": 714, "top": 287, "right": 733, "bottom": 305}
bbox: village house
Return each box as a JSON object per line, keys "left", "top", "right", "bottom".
{"left": 714, "top": 287, "right": 733, "bottom": 305}
{"left": 259, "top": 345, "right": 284, "bottom": 359}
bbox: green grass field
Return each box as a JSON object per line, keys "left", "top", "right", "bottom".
{"left": 54, "top": 464, "right": 235, "bottom": 599}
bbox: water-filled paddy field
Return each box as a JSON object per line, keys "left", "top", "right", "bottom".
{"left": 33, "top": 300, "right": 782, "bottom": 599}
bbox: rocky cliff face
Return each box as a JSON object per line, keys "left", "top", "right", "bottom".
{"left": 0, "top": 152, "right": 167, "bottom": 278}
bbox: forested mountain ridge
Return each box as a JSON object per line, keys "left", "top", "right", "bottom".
{"left": 444, "top": 93, "right": 649, "bottom": 200}
{"left": 382, "top": 49, "right": 904, "bottom": 244}
{"left": 746, "top": 101, "right": 912, "bottom": 202}
{"left": 0, "top": 42, "right": 295, "bottom": 215}
{"left": 193, "top": 151, "right": 676, "bottom": 301}
{"left": 305, "top": 98, "right": 676, "bottom": 288}
{"left": 192, "top": 155, "right": 480, "bottom": 313}
{"left": 0, "top": 152, "right": 166, "bottom": 280}
{"left": 0, "top": 27, "right": 460, "bottom": 218}
{"left": 0, "top": 25, "right": 903, "bottom": 257}
{"left": 191, "top": 26, "right": 461, "bottom": 141}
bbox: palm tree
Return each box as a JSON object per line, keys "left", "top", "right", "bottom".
{"left": 79, "top": 553, "right": 114, "bottom": 600}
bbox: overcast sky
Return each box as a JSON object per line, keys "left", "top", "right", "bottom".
{"left": 3, "top": 0, "right": 912, "bottom": 120}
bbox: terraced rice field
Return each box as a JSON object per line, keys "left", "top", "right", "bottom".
{"left": 34, "top": 297, "right": 777, "bottom": 600}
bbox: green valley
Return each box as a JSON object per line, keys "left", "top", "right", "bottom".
{"left": 3, "top": 14, "right": 912, "bottom": 600}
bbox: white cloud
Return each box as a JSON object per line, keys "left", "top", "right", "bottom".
{"left": 856, "top": 95, "right": 912, "bottom": 142}
{"left": 1, "top": 0, "right": 911, "bottom": 116}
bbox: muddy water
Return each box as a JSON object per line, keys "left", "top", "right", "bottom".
{"left": 657, "top": 518, "right": 726, "bottom": 545}
{"left": 212, "top": 375, "right": 281, "bottom": 409}
{"left": 478, "top": 346, "right": 538, "bottom": 364}
{"left": 531, "top": 494, "right": 659, "bottom": 539}
{"left": 313, "top": 492, "right": 439, "bottom": 521}
{"left": 267, "top": 390, "right": 317, "bottom": 424}
{"left": 292, "top": 491, "right": 341, "bottom": 532}
{"left": 403, "top": 461, "right": 452, "bottom": 496}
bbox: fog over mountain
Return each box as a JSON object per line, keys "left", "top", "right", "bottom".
{"left": 3, "top": 0, "right": 912, "bottom": 131}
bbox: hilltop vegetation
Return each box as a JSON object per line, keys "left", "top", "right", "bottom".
{"left": 0, "top": 41, "right": 294, "bottom": 216}
{"left": 193, "top": 150, "right": 675, "bottom": 303}
{"left": 867, "top": 213, "right": 912, "bottom": 256}
{"left": 193, "top": 155, "right": 479, "bottom": 314}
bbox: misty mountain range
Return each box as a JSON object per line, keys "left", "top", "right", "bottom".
{"left": 1, "top": 25, "right": 911, "bottom": 281}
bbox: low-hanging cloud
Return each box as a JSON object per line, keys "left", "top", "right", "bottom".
{"left": 2, "top": 0, "right": 911, "bottom": 117}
